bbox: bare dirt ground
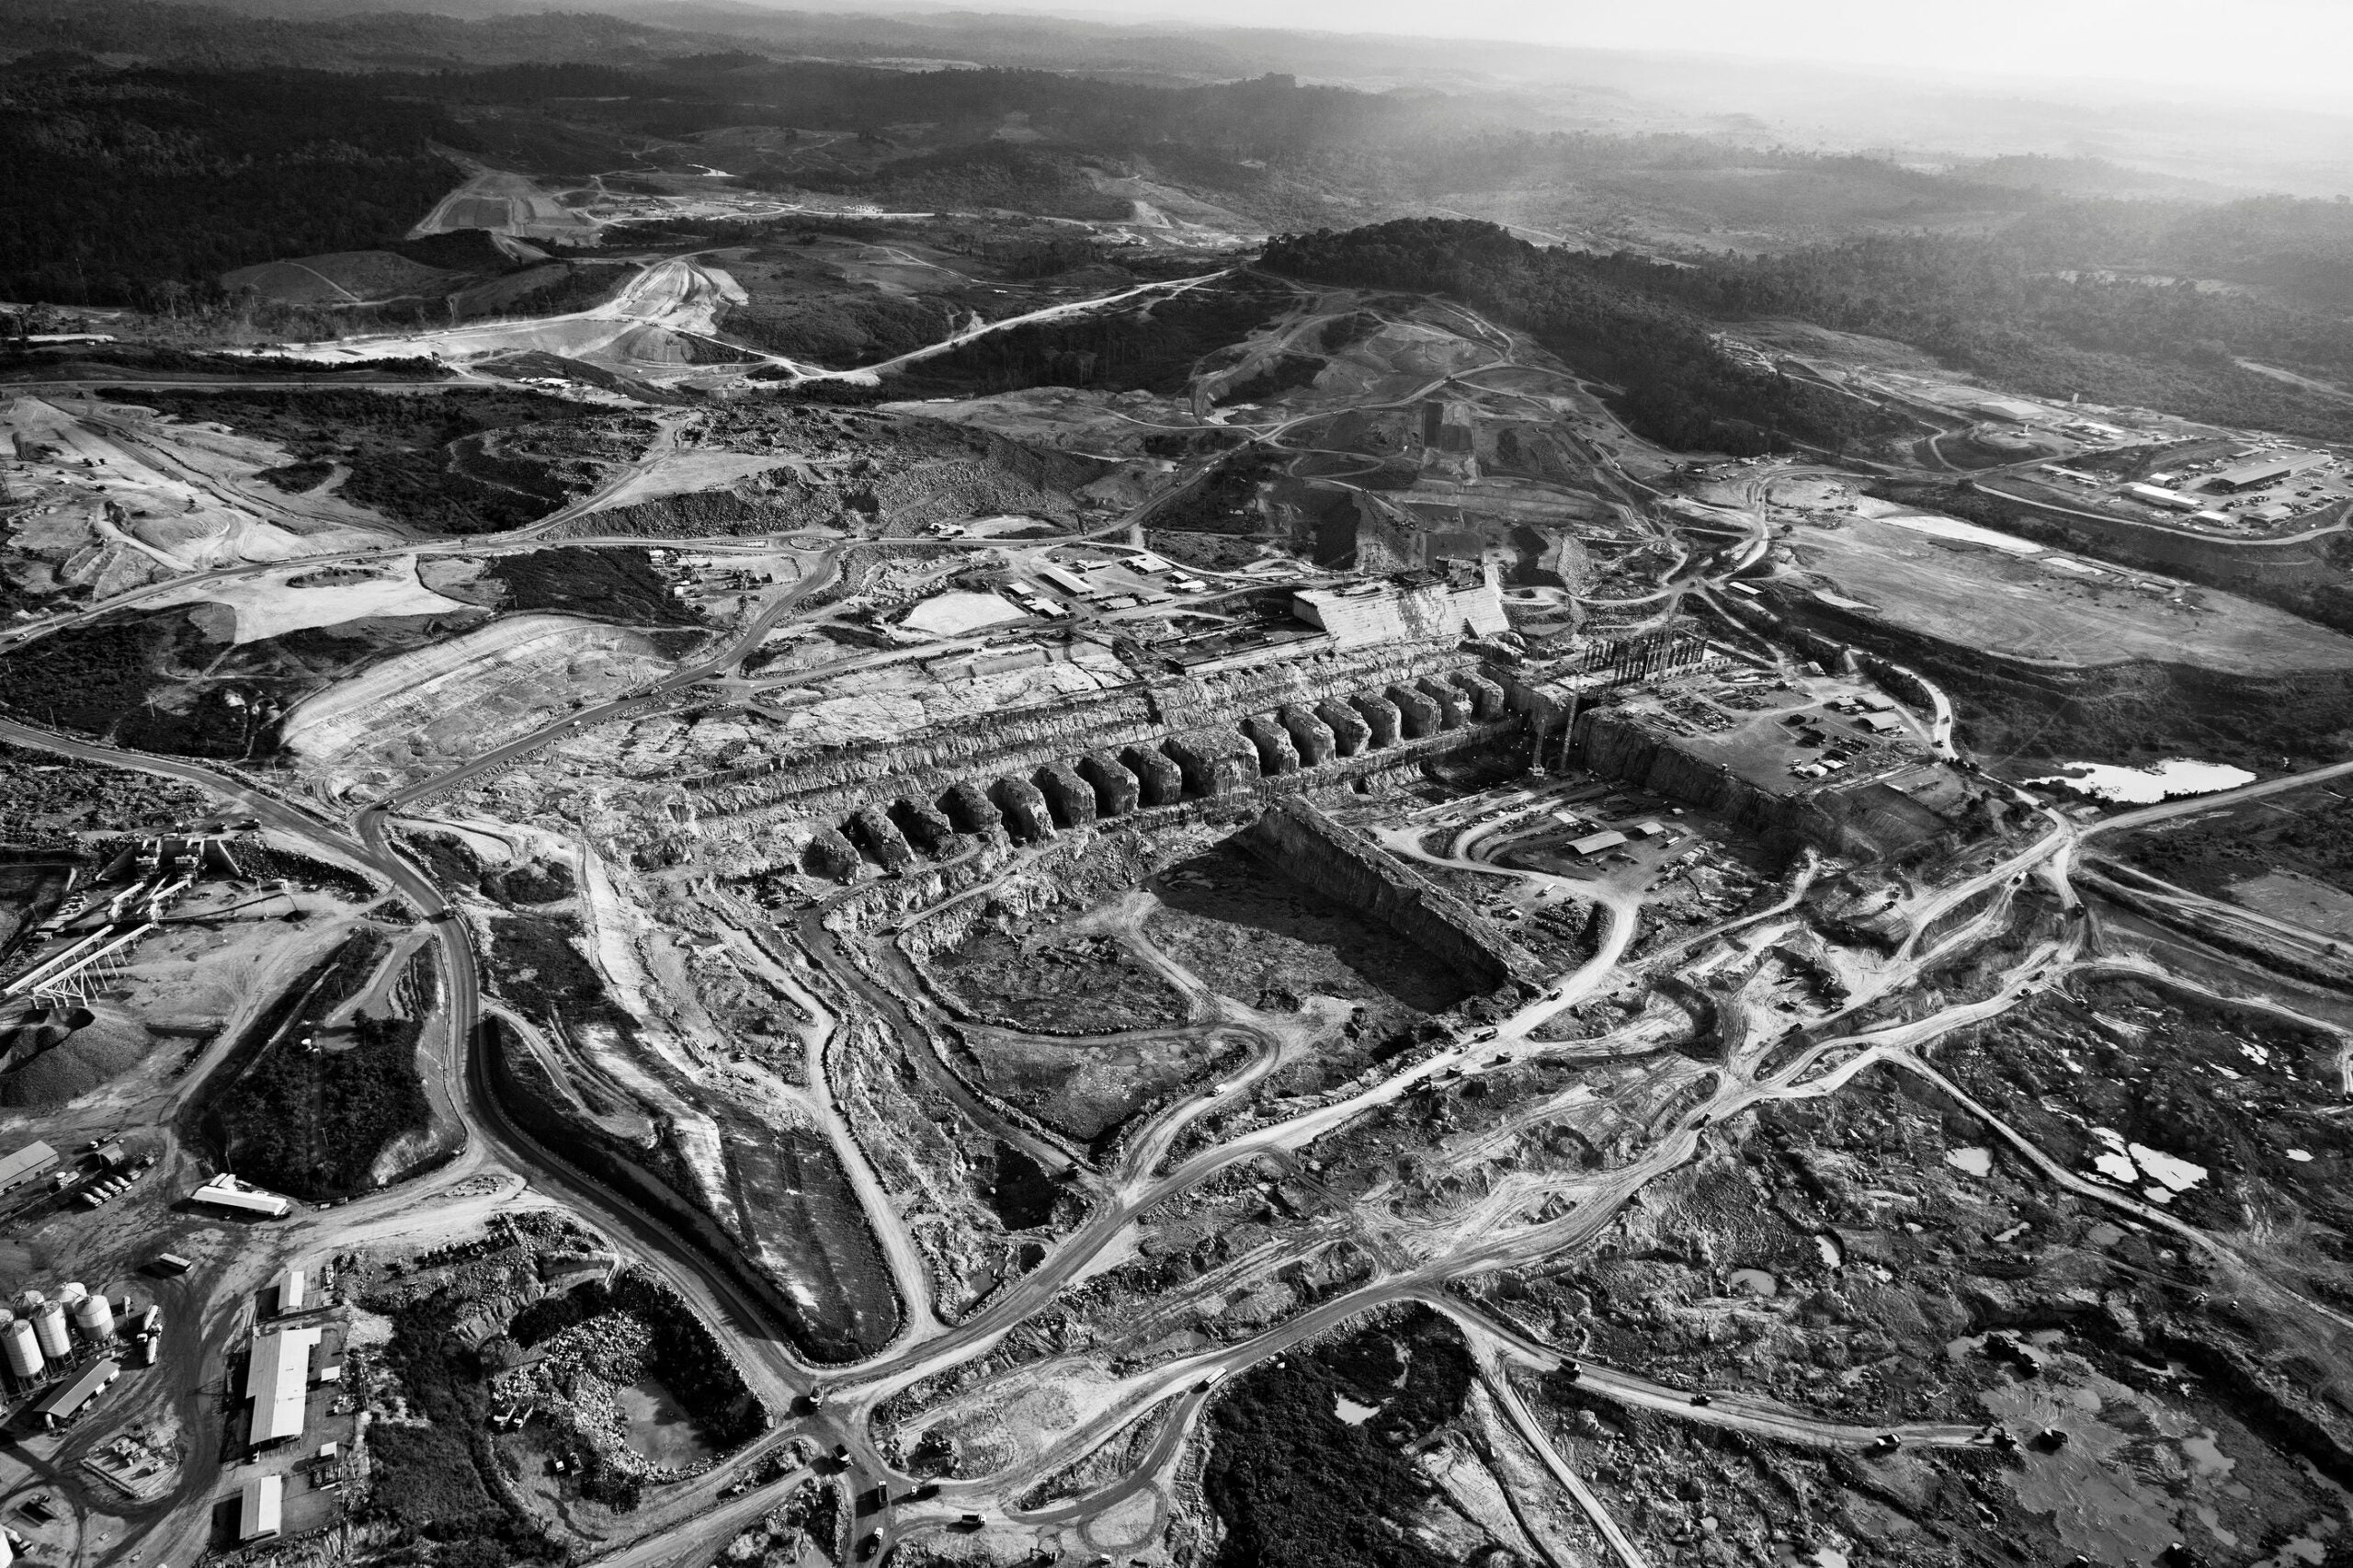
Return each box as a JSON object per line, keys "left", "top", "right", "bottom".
{"left": 1788, "top": 514, "right": 2353, "bottom": 673}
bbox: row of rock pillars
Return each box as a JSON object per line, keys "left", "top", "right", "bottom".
{"left": 805, "top": 670, "right": 1508, "bottom": 881}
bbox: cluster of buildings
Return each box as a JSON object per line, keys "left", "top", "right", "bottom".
{"left": 235, "top": 1262, "right": 345, "bottom": 1543}
{"left": 3, "top": 1278, "right": 162, "bottom": 1428}
{"left": 2045, "top": 447, "right": 2345, "bottom": 531}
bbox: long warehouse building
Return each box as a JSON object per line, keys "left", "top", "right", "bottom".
{"left": 2211, "top": 451, "right": 2330, "bottom": 492}
{"left": 245, "top": 1326, "right": 321, "bottom": 1448}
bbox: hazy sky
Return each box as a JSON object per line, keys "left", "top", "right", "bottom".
{"left": 1075, "top": 0, "right": 2353, "bottom": 106}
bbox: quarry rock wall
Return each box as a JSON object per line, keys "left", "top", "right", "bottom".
{"left": 1240, "top": 797, "right": 1545, "bottom": 994}
{"left": 1568, "top": 705, "right": 1894, "bottom": 862}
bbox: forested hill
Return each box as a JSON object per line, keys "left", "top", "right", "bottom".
{"left": 0, "top": 69, "right": 471, "bottom": 307}
{"left": 1566, "top": 232, "right": 2353, "bottom": 441}
{"left": 1260, "top": 220, "right": 1899, "bottom": 458}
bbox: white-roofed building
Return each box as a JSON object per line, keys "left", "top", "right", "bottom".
{"left": 239, "top": 1474, "right": 283, "bottom": 1541}
{"left": 245, "top": 1326, "right": 322, "bottom": 1448}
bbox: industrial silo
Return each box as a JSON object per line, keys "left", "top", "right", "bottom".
{"left": 54, "top": 1282, "right": 85, "bottom": 1308}
{"left": 73, "top": 1293, "right": 114, "bottom": 1344}
{"left": 12, "top": 1289, "right": 45, "bottom": 1313}
{"left": 30, "top": 1301, "right": 70, "bottom": 1359}
{"left": 3, "top": 1317, "right": 42, "bottom": 1381}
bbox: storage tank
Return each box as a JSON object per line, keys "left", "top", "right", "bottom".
{"left": 30, "top": 1301, "right": 70, "bottom": 1359}
{"left": 55, "top": 1282, "right": 85, "bottom": 1308}
{"left": 13, "top": 1289, "right": 45, "bottom": 1313}
{"left": 3, "top": 1317, "right": 42, "bottom": 1380}
{"left": 73, "top": 1294, "right": 114, "bottom": 1344}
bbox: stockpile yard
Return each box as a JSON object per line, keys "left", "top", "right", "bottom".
{"left": 6, "top": 14, "right": 2353, "bottom": 1568}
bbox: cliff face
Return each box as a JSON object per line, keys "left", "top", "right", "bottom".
{"left": 1241, "top": 798, "right": 1546, "bottom": 994}
{"left": 1571, "top": 706, "right": 1941, "bottom": 863}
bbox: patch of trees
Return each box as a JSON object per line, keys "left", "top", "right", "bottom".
{"left": 1216, "top": 352, "right": 1326, "bottom": 406}
{"left": 1203, "top": 1306, "right": 1474, "bottom": 1568}
{"left": 489, "top": 913, "right": 634, "bottom": 1037}
{"left": 2126, "top": 794, "right": 2353, "bottom": 896}
{"left": 0, "top": 612, "right": 273, "bottom": 756}
{"left": 134, "top": 388, "right": 584, "bottom": 533}
{"left": 507, "top": 1273, "right": 767, "bottom": 1449}
{"left": 213, "top": 1009, "right": 431, "bottom": 1199}
{"left": 1263, "top": 221, "right": 1899, "bottom": 457}
{"left": 232, "top": 842, "right": 381, "bottom": 903}
{"left": 255, "top": 460, "right": 333, "bottom": 494}
{"left": 1147, "top": 449, "right": 1282, "bottom": 536}
{"left": 370, "top": 1295, "right": 563, "bottom": 1566}
{"left": 485, "top": 547, "right": 700, "bottom": 627}
{"left": 0, "top": 66, "right": 473, "bottom": 308}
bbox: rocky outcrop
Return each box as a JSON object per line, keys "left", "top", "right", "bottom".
{"left": 847, "top": 805, "right": 915, "bottom": 874}
{"left": 1279, "top": 704, "right": 1336, "bottom": 766}
{"left": 1317, "top": 699, "right": 1371, "bottom": 756}
{"left": 1416, "top": 676, "right": 1470, "bottom": 729}
{"left": 1163, "top": 728, "right": 1262, "bottom": 798}
{"left": 1350, "top": 693, "right": 1402, "bottom": 748}
{"left": 805, "top": 826, "right": 863, "bottom": 881}
{"left": 1452, "top": 670, "right": 1506, "bottom": 721}
{"left": 1241, "top": 798, "right": 1544, "bottom": 994}
{"left": 942, "top": 780, "right": 1002, "bottom": 835}
{"left": 1387, "top": 684, "right": 1441, "bottom": 738}
{"left": 989, "top": 777, "right": 1056, "bottom": 842}
{"left": 1032, "top": 761, "right": 1097, "bottom": 828}
{"left": 1241, "top": 714, "right": 1302, "bottom": 777}
{"left": 1120, "top": 744, "right": 1185, "bottom": 807}
{"left": 1078, "top": 751, "right": 1141, "bottom": 817}
{"left": 892, "top": 799, "right": 958, "bottom": 858}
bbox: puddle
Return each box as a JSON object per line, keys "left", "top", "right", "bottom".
{"left": 1333, "top": 1394, "right": 1381, "bottom": 1426}
{"left": 1727, "top": 1268, "right": 1778, "bottom": 1297}
{"left": 2028, "top": 759, "right": 2256, "bottom": 804}
{"left": 1945, "top": 1146, "right": 1993, "bottom": 1177}
{"left": 615, "top": 1378, "right": 714, "bottom": 1468}
{"left": 2086, "top": 1128, "right": 2207, "bottom": 1192}
{"left": 1813, "top": 1233, "right": 1843, "bottom": 1267}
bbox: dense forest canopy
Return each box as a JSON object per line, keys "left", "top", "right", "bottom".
{"left": 0, "top": 67, "right": 473, "bottom": 306}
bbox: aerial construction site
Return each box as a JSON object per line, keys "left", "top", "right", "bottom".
{"left": 3, "top": 95, "right": 2353, "bottom": 1568}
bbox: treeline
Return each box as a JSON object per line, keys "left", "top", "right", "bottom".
{"left": 0, "top": 66, "right": 472, "bottom": 307}
{"left": 1262, "top": 220, "right": 1898, "bottom": 456}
